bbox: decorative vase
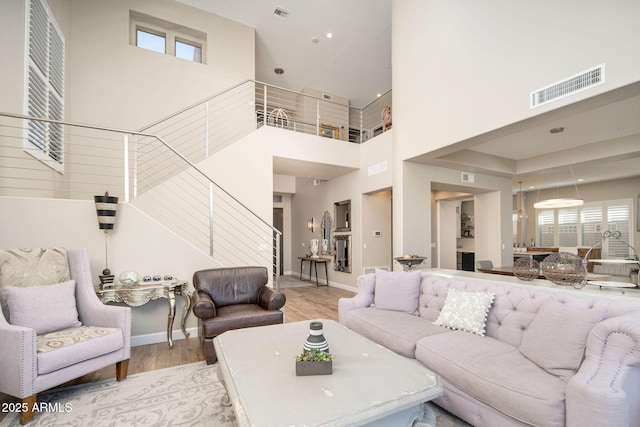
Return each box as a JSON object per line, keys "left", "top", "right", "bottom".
{"left": 304, "top": 321, "right": 329, "bottom": 353}
{"left": 310, "top": 239, "right": 319, "bottom": 258}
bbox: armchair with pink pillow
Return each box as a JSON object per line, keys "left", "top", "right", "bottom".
{"left": 0, "top": 248, "right": 131, "bottom": 424}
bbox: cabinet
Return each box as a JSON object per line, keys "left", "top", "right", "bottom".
{"left": 461, "top": 252, "right": 475, "bottom": 271}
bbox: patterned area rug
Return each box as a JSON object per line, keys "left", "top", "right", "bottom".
{"left": 0, "top": 362, "right": 235, "bottom": 427}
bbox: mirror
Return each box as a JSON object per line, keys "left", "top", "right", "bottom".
{"left": 321, "top": 210, "right": 332, "bottom": 255}
{"left": 334, "top": 235, "right": 351, "bottom": 273}
{"left": 334, "top": 200, "right": 351, "bottom": 232}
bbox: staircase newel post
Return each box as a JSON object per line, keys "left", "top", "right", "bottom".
{"left": 263, "top": 83, "right": 268, "bottom": 124}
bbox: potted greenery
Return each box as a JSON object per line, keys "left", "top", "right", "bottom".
{"left": 295, "top": 349, "right": 333, "bottom": 376}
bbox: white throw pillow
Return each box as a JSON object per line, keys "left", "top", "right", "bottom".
{"left": 373, "top": 268, "right": 422, "bottom": 314}
{"left": 434, "top": 288, "right": 495, "bottom": 336}
{"left": 6, "top": 279, "right": 81, "bottom": 335}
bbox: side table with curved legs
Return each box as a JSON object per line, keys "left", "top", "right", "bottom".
{"left": 96, "top": 281, "right": 192, "bottom": 349}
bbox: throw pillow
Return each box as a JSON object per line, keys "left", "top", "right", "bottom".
{"left": 373, "top": 268, "right": 422, "bottom": 314}
{"left": 434, "top": 288, "right": 495, "bottom": 336}
{"left": 5, "top": 279, "right": 81, "bottom": 335}
{"left": 519, "top": 299, "right": 605, "bottom": 379}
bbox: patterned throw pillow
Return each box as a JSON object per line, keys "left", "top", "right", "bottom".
{"left": 434, "top": 288, "right": 495, "bottom": 336}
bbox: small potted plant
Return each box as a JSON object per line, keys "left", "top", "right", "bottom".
{"left": 295, "top": 349, "right": 333, "bottom": 376}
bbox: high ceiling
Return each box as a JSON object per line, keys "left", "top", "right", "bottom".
{"left": 178, "top": 0, "right": 392, "bottom": 109}
{"left": 179, "top": 0, "right": 639, "bottom": 193}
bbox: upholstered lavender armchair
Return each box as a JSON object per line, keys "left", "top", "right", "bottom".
{"left": 0, "top": 248, "right": 131, "bottom": 424}
{"left": 192, "top": 266, "right": 285, "bottom": 364}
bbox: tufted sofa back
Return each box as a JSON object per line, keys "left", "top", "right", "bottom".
{"left": 418, "top": 274, "right": 640, "bottom": 348}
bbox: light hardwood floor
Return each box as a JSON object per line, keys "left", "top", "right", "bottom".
{"left": 0, "top": 282, "right": 355, "bottom": 420}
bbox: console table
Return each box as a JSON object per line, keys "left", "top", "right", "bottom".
{"left": 96, "top": 281, "right": 191, "bottom": 349}
{"left": 298, "top": 257, "right": 329, "bottom": 286}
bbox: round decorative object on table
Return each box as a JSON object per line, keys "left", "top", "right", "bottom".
{"left": 303, "top": 321, "right": 329, "bottom": 353}
{"left": 540, "top": 252, "right": 587, "bottom": 288}
{"left": 394, "top": 255, "right": 427, "bottom": 271}
{"left": 118, "top": 270, "right": 140, "bottom": 286}
{"left": 513, "top": 257, "right": 540, "bottom": 281}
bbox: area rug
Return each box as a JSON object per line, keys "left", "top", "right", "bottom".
{"left": 0, "top": 362, "right": 235, "bottom": 427}
{"left": 277, "top": 274, "right": 314, "bottom": 288}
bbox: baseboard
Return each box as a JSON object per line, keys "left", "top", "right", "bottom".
{"left": 328, "top": 281, "right": 357, "bottom": 293}
{"left": 131, "top": 327, "right": 198, "bottom": 347}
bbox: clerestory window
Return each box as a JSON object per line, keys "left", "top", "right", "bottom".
{"left": 130, "top": 11, "right": 206, "bottom": 64}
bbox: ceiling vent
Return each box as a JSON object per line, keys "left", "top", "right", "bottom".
{"left": 322, "top": 93, "right": 333, "bottom": 101}
{"left": 273, "top": 7, "right": 290, "bottom": 20}
{"left": 461, "top": 172, "right": 475, "bottom": 183}
{"left": 530, "top": 64, "right": 605, "bottom": 109}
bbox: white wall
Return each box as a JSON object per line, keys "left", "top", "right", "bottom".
{"left": 391, "top": 0, "right": 640, "bottom": 269}
{"left": 392, "top": 0, "right": 640, "bottom": 161}
{"left": 0, "top": 196, "right": 220, "bottom": 344}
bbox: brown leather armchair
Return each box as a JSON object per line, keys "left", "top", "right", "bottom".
{"left": 192, "top": 266, "right": 286, "bottom": 364}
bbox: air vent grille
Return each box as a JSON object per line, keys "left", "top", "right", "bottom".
{"left": 273, "top": 7, "right": 289, "bottom": 20}
{"left": 530, "top": 64, "right": 605, "bottom": 109}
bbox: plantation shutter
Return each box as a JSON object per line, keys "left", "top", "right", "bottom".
{"left": 537, "top": 209, "right": 555, "bottom": 247}
{"left": 606, "top": 201, "right": 631, "bottom": 257}
{"left": 581, "top": 204, "right": 603, "bottom": 248}
{"left": 27, "top": 0, "right": 65, "bottom": 164}
{"left": 558, "top": 208, "right": 578, "bottom": 246}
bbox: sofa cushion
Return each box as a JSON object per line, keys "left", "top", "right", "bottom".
{"left": 416, "top": 331, "right": 567, "bottom": 427}
{"left": 5, "top": 279, "right": 81, "bottom": 335}
{"left": 519, "top": 299, "right": 606, "bottom": 380}
{"left": 374, "top": 268, "right": 421, "bottom": 314}
{"left": 434, "top": 288, "right": 495, "bottom": 336}
{"left": 344, "top": 307, "right": 450, "bottom": 358}
{"left": 37, "top": 326, "right": 123, "bottom": 375}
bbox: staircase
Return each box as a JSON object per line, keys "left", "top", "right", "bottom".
{"left": 0, "top": 81, "right": 392, "bottom": 289}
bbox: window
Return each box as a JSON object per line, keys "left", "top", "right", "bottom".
{"left": 175, "top": 39, "right": 202, "bottom": 62}
{"left": 26, "top": 0, "right": 65, "bottom": 167}
{"left": 130, "top": 11, "right": 206, "bottom": 63}
{"left": 536, "top": 198, "right": 634, "bottom": 258}
{"left": 136, "top": 29, "right": 166, "bottom": 54}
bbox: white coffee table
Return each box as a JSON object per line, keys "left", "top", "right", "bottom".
{"left": 214, "top": 319, "right": 442, "bottom": 426}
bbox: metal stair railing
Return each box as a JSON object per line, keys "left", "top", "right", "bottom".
{"left": 0, "top": 111, "right": 282, "bottom": 288}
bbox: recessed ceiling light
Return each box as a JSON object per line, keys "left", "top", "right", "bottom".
{"left": 377, "top": 93, "right": 382, "bottom": 97}
{"left": 326, "top": 32, "right": 333, "bottom": 39}
{"left": 311, "top": 36, "right": 319, "bottom": 44}
{"left": 274, "top": 68, "right": 284, "bottom": 75}
{"left": 577, "top": 178, "right": 584, "bottom": 182}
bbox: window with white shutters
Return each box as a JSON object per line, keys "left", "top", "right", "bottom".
{"left": 558, "top": 208, "right": 578, "bottom": 246}
{"left": 537, "top": 209, "right": 555, "bottom": 247}
{"left": 538, "top": 199, "right": 633, "bottom": 256}
{"left": 26, "top": 0, "right": 65, "bottom": 166}
{"left": 581, "top": 204, "right": 603, "bottom": 248}
{"left": 606, "top": 201, "right": 632, "bottom": 258}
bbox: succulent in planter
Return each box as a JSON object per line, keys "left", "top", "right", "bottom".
{"left": 295, "top": 349, "right": 333, "bottom": 376}
{"left": 296, "top": 349, "right": 333, "bottom": 362}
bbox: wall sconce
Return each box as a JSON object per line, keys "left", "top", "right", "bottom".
{"left": 307, "top": 218, "right": 316, "bottom": 232}
{"left": 94, "top": 192, "right": 118, "bottom": 286}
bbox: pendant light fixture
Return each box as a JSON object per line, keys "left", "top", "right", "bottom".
{"left": 533, "top": 127, "right": 584, "bottom": 209}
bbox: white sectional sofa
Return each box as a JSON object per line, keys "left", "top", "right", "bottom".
{"left": 338, "top": 269, "right": 640, "bottom": 427}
